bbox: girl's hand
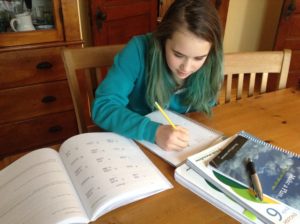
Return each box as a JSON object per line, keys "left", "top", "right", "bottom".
{"left": 155, "top": 125, "right": 189, "bottom": 151}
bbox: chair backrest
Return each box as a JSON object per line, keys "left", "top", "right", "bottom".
{"left": 220, "top": 49, "right": 291, "bottom": 104}
{"left": 62, "top": 45, "right": 124, "bottom": 133}
{"left": 63, "top": 45, "right": 291, "bottom": 133}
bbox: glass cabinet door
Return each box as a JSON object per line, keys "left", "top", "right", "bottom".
{"left": 0, "top": 0, "right": 64, "bottom": 47}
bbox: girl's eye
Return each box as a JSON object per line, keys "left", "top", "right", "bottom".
{"left": 195, "top": 57, "right": 206, "bottom": 61}
{"left": 174, "top": 52, "right": 184, "bottom": 58}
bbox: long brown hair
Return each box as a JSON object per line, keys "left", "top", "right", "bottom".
{"left": 146, "top": 0, "right": 223, "bottom": 114}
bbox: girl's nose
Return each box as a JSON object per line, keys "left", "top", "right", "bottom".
{"left": 180, "top": 59, "right": 191, "bottom": 71}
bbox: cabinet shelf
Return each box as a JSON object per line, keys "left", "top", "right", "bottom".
{"left": 0, "top": 0, "right": 84, "bottom": 157}
{"left": 0, "top": 0, "right": 64, "bottom": 47}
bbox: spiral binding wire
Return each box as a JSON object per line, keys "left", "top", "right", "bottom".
{"left": 238, "top": 130, "right": 300, "bottom": 159}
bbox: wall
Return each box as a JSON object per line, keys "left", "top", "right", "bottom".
{"left": 223, "top": 0, "right": 284, "bottom": 53}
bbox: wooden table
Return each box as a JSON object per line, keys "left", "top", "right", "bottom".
{"left": 92, "top": 88, "right": 300, "bottom": 224}
{"left": 1, "top": 88, "right": 299, "bottom": 224}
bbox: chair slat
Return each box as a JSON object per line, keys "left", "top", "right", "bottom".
{"left": 248, "top": 72, "right": 256, "bottom": 97}
{"left": 237, "top": 73, "right": 244, "bottom": 100}
{"left": 278, "top": 49, "right": 292, "bottom": 89}
{"left": 225, "top": 74, "right": 232, "bottom": 103}
{"left": 260, "top": 72, "right": 268, "bottom": 93}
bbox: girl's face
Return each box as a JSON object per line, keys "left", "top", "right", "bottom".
{"left": 165, "top": 27, "right": 211, "bottom": 81}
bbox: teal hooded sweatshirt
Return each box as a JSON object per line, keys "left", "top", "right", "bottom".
{"left": 92, "top": 34, "right": 192, "bottom": 143}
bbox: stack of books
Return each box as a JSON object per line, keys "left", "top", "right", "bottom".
{"left": 175, "top": 131, "right": 300, "bottom": 224}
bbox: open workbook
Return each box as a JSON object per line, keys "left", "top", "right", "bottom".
{"left": 139, "top": 110, "right": 224, "bottom": 167}
{"left": 0, "top": 133, "right": 173, "bottom": 224}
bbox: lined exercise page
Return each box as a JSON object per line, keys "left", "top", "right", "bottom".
{"left": 0, "top": 148, "right": 88, "bottom": 224}
{"left": 139, "top": 110, "right": 223, "bottom": 167}
{"left": 59, "top": 132, "right": 172, "bottom": 221}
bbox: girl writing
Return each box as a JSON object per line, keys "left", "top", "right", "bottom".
{"left": 92, "top": 0, "right": 223, "bottom": 151}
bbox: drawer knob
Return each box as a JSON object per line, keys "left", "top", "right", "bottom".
{"left": 48, "top": 125, "right": 63, "bottom": 133}
{"left": 41, "top": 95, "right": 57, "bottom": 103}
{"left": 96, "top": 7, "right": 107, "bottom": 31}
{"left": 36, "top": 61, "right": 53, "bottom": 70}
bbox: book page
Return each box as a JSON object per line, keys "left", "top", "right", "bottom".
{"left": 139, "top": 110, "right": 223, "bottom": 167}
{"left": 0, "top": 148, "right": 88, "bottom": 224}
{"left": 59, "top": 132, "right": 173, "bottom": 221}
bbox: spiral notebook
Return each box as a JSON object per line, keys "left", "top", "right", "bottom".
{"left": 209, "top": 131, "right": 300, "bottom": 211}
{"left": 138, "top": 110, "right": 224, "bottom": 167}
{"left": 186, "top": 136, "right": 300, "bottom": 224}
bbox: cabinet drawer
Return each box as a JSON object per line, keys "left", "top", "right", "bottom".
{"left": 0, "top": 110, "right": 78, "bottom": 157}
{"left": 0, "top": 47, "right": 66, "bottom": 90}
{"left": 0, "top": 80, "right": 73, "bottom": 124}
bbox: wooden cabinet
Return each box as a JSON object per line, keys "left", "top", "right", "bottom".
{"left": 158, "top": 0, "right": 229, "bottom": 30}
{"left": 90, "top": 0, "right": 228, "bottom": 46}
{"left": 274, "top": 0, "right": 300, "bottom": 88}
{"left": 90, "top": 0, "right": 158, "bottom": 45}
{"left": 0, "top": 0, "right": 84, "bottom": 157}
{"left": 0, "top": 0, "right": 64, "bottom": 47}
{"left": 212, "top": 0, "right": 230, "bottom": 30}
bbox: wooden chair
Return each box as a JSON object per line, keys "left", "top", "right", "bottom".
{"left": 62, "top": 45, "right": 124, "bottom": 133}
{"left": 220, "top": 49, "right": 291, "bottom": 104}
{"left": 63, "top": 45, "right": 291, "bottom": 133}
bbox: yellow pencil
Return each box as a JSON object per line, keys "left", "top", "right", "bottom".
{"left": 154, "top": 101, "right": 177, "bottom": 129}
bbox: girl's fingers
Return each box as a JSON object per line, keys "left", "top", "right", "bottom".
{"left": 155, "top": 125, "right": 190, "bottom": 151}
